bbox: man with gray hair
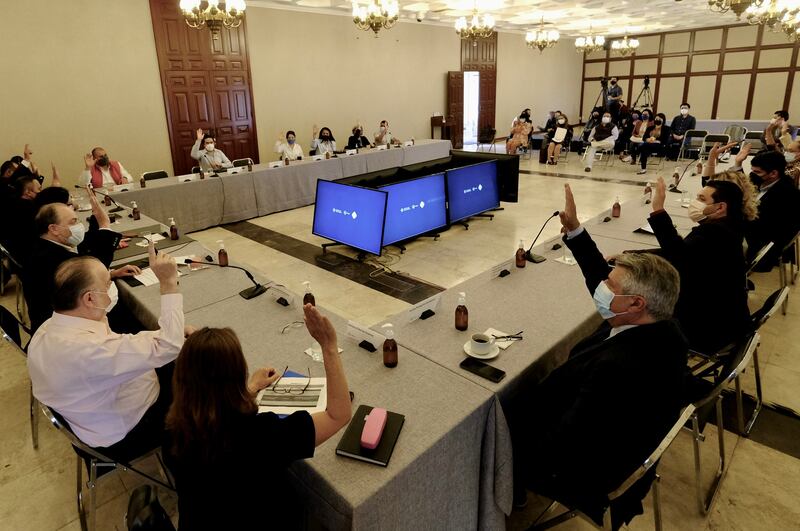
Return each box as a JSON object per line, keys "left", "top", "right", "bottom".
{"left": 512, "top": 184, "right": 688, "bottom": 529}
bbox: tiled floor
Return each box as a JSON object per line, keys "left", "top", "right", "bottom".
{"left": 1, "top": 150, "right": 798, "bottom": 530}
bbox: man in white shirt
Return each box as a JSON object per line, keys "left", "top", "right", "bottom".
{"left": 28, "top": 243, "right": 191, "bottom": 461}
{"left": 191, "top": 129, "right": 233, "bottom": 172}
{"left": 373, "top": 120, "right": 401, "bottom": 146}
{"left": 79, "top": 147, "right": 133, "bottom": 188}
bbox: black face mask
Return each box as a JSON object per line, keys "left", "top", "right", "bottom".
{"left": 322, "top": 135, "right": 330, "bottom": 140}
{"left": 610, "top": 80, "right": 617, "bottom": 85}
{"left": 654, "top": 119, "right": 663, "bottom": 125}
{"left": 354, "top": 130, "right": 362, "bottom": 137}
{"left": 750, "top": 171, "right": 764, "bottom": 187}
{"left": 97, "top": 155, "right": 109, "bottom": 167}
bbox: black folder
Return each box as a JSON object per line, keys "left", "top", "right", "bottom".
{"left": 335, "top": 405, "right": 404, "bottom": 467}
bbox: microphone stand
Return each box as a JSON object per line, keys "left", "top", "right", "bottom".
{"left": 669, "top": 158, "right": 701, "bottom": 194}
{"left": 526, "top": 211, "right": 560, "bottom": 263}
{"left": 183, "top": 259, "right": 268, "bottom": 300}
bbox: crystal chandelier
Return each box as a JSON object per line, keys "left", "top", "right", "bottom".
{"left": 179, "top": 0, "right": 246, "bottom": 33}
{"left": 745, "top": 0, "right": 800, "bottom": 30}
{"left": 611, "top": 33, "right": 640, "bottom": 56}
{"left": 708, "top": 0, "right": 761, "bottom": 18}
{"left": 455, "top": 9, "right": 496, "bottom": 46}
{"left": 783, "top": 7, "right": 800, "bottom": 39}
{"left": 525, "top": 18, "right": 560, "bottom": 53}
{"left": 575, "top": 27, "right": 606, "bottom": 54}
{"left": 352, "top": 0, "right": 399, "bottom": 37}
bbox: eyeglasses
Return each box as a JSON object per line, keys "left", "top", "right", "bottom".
{"left": 280, "top": 321, "right": 304, "bottom": 334}
{"left": 271, "top": 366, "right": 310, "bottom": 395}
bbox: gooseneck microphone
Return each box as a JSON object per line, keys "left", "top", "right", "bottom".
{"left": 183, "top": 258, "right": 268, "bottom": 300}
{"left": 526, "top": 211, "right": 560, "bottom": 263}
{"left": 74, "top": 184, "right": 126, "bottom": 211}
{"left": 669, "top": 158, "right": 701, "bottom": 194}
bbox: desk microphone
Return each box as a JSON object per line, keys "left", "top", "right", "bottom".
{"left": 183, "top": 258, "right": 268, "bottom": 300}
{"left": 201, "top": 154, "right": 220, "bottom": 177}
{"left": 74, "top": 184, "right": 126, "bottom": 210}
{"left": 669, "top": 158, "right": 700, "bottom": 194}
{"left": 526, "top": 211, "right": 560, "bottom": 263}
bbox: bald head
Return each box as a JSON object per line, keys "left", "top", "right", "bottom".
{"left": 52, "top": 257, "right": 108, "bottom": 312}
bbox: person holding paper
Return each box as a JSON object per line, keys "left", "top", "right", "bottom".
{"left": 545, "top": 114, "right": 573, "bottom": 165}
{"left": 78, "top": 147, "right": 133, "bottom": 188}
{"left": 164, "top": 304, "right": 351, "bottom": 531}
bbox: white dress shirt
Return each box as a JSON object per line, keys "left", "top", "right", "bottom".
{"left": 310, "top": 139, "right": 336, "bottom": 155}
{"left": 27, "top": 293, "right": 185, "bottom": 447}
{"left": 373, "top": 130, "right": 395, "bottom": 146}
{"left": 274, "top": 141, "right": 304, "bottom": 161}
{"left": 190, "top": 139, "right": 233, "bottom": 171}
{"left": 79, "top": 163, "right": 133, "bottom": 187}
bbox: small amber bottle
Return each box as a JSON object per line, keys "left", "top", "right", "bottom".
{"left": 455, "top": 292, "right": 468, "bottom": 331}
{"left": 382, "top": 324, "right": 398, "bottom": 368}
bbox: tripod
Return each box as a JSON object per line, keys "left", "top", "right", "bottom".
{"left": 633, "top": 84, "right": 653, "bottom": 109}
{"left": 592, "top": 86, "right": 609, "bottom": 112}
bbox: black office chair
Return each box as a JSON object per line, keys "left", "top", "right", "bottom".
{"left": 526, "top": 405, "right": 696, "bottom": 531}
{"left": 141, "top": 170, "right": 169, "bottom": 181}
{"left": 191, "top": 166, "right": 201, "bottom": 174}
{"left": 41, "top": 404, "right": 174, "bottom": 531}
{"left": 0, "top": 304, "right": 37, "bottom": 449}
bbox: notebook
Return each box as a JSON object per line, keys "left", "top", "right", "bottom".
{"left": 335, "top": 404, "right": 404, "bottom": 467}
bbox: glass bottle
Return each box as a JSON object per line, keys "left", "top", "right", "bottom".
{"left": 139, "top": 176, "right": 146, "bottom": 188}
{"left": 611, "top": 196, "right": 621, "bottom": 218}
{"left": 381, "top": 323, "right": 398, "bottom": 368}
{"left": 302, "top": 281, "right": 315, "bottom": 306}
{"left": 455, "top": 292, "right": 468, "bottom": 331}
{"left": 217, "top": 240, "right": 228, "bottom": 267}
{"left": 169, "top": 217, "right": 179, "bottom": 240}
{"left": 515, "top": 239, "right": 526, "bottom": 268}
{"left": 104, "top": 194, "right": 112, "bottom": 206}
{"left": 247, "top": 160, "right": 253, "bottom": 172}
{"left": 131, "top": 201, "right": 140, "bottom": 221}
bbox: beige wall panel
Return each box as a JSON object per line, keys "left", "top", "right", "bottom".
{"left": 692, "top": 53, "right": 720, "bottom": 72}
{"left": 636, "top": 36, "right": 661, "bottom": 56}
{"left": 664, "top": 32, "right": 690, "bottom": 53}
{"left": 656, "top": 77, "right": 685, "bottom": 116}
{"left": 634, "top": 58, "right": 658, "bottom": 76}
{"left": 661, "top": 56, "right": 688, "bottom": 74}
{"left": 789, "top": 75, "right": 800, "bottom": 124}
{"left": 686, "top": 76, "right": 716, "bottom": 119}
{"left": 583, "top": 81, "right": 600, "bottom": 120}
{"left": 608, "top": 60, "right": 631, "bottom": 77}
{"left": 724, "top": 50, "right": 755, "bottom": 70}
{"left": 751, "top": 72, "right": 789, "bottom": 119}
{"left": 726, "top": 25, "right": 758, "bottom": 48}
{"left": 585, "top": 48, "right": 607, "bottom": 61}
{"left": 761, "top": 29, "right": 792, "bottom": 46}
{"left": 585, "top": 62, "right": 606, "bottom": 77}
{"left": 694, "top": 29, "right": 724, "bottom": 51}
{"left": 759, "top": 48, "right": 794, "bottom": 69}
{"left": 0, "top": 0, "right": 172, "bottom": 188}
{"left": 716, "top": 74, "right": 751, "bottom": 119}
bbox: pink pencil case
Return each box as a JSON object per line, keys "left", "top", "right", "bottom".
{"left": 360, "top": 407, "right": 388, "bottom": 450}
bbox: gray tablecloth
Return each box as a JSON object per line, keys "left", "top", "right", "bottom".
{"left": 253, "top": 159, "right": 342, "bottom": 217}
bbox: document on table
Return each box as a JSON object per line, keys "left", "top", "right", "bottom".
{"left": 135, "top": 234, "right": 166, "bottom": 247}
{"left": 634, "top": 222, "right": 655, "bottom": 234}
{"left": 553, "top": 127, "right": 568, "bottom": 143}
{"left": 257, "top": 377, "right": 327, "bottom": 415}
{"left": 133, "top": 268, "right": 160, "bottom": 286}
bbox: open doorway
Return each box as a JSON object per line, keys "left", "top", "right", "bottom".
{"left": 463, "top": 71, "right": 480, "bottom": 145}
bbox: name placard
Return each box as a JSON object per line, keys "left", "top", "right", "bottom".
{"left": 269, "top": 285, "right": 295, "bottom": 306}
{"left": 345, "top": 149, "right": 357, "bottom": 156}
{"left": 346, "top": 320, "right": 386, "bottom": 349}
{"left": 403, "top": 140, "right": 414, "bottom": 147}
{"left": 405, "top": 294, "right": 442, "bottom": 324}
{"left": 311, "top": 154, "right": 324, "bottom": 161}
{"left": 268, "top": 161, "right": 282, "bottom": 168}
{"left": 376, "top": 144, "right": 387, "bottom": 151}
{"left": 489, "top": 259, "right": 514, "bottom": 279}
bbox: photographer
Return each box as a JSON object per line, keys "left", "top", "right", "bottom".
{"left": 607, "top": 77, "right": 623, "bottom": 120}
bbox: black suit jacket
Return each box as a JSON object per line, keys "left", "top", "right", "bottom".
{"left": 22, "top": 229, "right": 121, "bottom": 332}
{"left": 745, "top": 176, "right": 800, "bottom": 270}
{"left": 649, "top": 210, "right": 751, "bottom": 353}
{"left": 518, "top": 229, "right": 688, "bottom": 524}
{"left": 0, "top": 198, "right": 39, "bottom": 264}
{"left": 345, "top": 135, "right": 370, "bottom": 150}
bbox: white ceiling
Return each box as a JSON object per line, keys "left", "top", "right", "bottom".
{"left": 247, "top": 0, "right": 750, "bottom": 37}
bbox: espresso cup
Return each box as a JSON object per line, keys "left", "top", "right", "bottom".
{"left": 470, "top": 333, "right": 495, "bottom": 355}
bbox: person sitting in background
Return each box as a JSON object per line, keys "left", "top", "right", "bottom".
{"left": 0, "top": 176, "right": 42, "bottom": 262}
{"left": 191, "top": 129, "right": 232, "bottom": 172}
{"left": 274, "top": 130, "right": 303, "bottom": 161}
{"left": 515, "top": 108, "right": 532, "bottom": 128}
{"left": 507, "top": 115, "right": 532, "bottom": 155}
{"left": 310, "top": 125, "right": 337, "bottom": 156}
{"left": 545, "top": 114, "right": 573, "bottom": 165}
{"left": 79, "top": 147, "right": 132, "bottom": 188}
{"left": 511, "top": 183, "right": 687, "bottom": 529}
{"left": 583, "top": 112, "right": 618, "bottom": 173}
{"left": 165, "top": 305, "right": 352, "bottom": 531}
{"left": 621, "top": 109, "right": 652, "bottom": 164}
{"left": 763, "top": 110, "right": 794, "bottom": 153}
{"left": 784, "top": 140, "right": 800, "bottom": 187}
{"left": 634, "top": 113, "right": 671, "bottom": 175}
{"left": 648, "top": 177, "right": 751, "bottom": 354}
{"left": 581, "top": 108, "right": 602, "bottom": 144}
{"left": 346, "top": 125, "right": 370, "bottom": 150}
{"left": 28, "top": 245, "right": 189, "bottom": 462}
{"left": 743, "top": 150, "right": 800, "bottom": 271}
{"left": 374, "top": 120, "right": 401, "bottom": 146}
{"left": 9, "top": 144, "right": 44, "bottom": 183}
{"left": 615, "top": 108, "right": 638, "bottom": 155}
{"left": 667, "top": 103, "right": 697, "bottom": 160}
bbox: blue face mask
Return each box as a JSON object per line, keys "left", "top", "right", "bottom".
{"left": 593, "top": 281, "right": 634, "bottom": 320}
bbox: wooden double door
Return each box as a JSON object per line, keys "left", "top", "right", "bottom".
{"left": 149, "top": 0, "right": 259, "bottom": 176}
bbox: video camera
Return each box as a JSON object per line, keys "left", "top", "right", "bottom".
{"left": 600, "top": 77, "right": 609, "bottom": 88}
{"left": 643, "top": 75, "right": 650, "bottom": 88}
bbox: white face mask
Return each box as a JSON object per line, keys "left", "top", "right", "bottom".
{"left": 688, "top": 199, "right": 713, "bottom": 222}
{"left": 205, "top": 143, "right": 215, "bottom": 152}
{"left": 601, "top": 117, "right": 611, "bottom": 124}
{"left": 680, "top": 108, "right": 689, "bottom": 115}
{"left": 592, "top": 281, "right": 633, "bottom": 320}
{"left": 90, "top": 282, "right": 118, "bottom": 314}
{"left": 380, "top": 126, "right": 386, "bottom": 132}
{"left": 786, "top": 152, "right": 797, "bottom": 163}
{"left": 66, "top": 223, "right": 86, "bottom": 247}
{"left": 558, "top": 119, "right": 566, "bottom": 125}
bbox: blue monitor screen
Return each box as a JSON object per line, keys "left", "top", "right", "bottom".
{"left": 312, "top": 180, "right": 387, "bottom": 255}
{"left": 446, "top": 161, "right": 500, "bottom": 223}
{"left": 379, "top": 173, "right": 447, "bottom": 246}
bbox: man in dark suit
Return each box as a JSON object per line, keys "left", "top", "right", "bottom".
{"left": 512, "top": 184, "right": 688, "bottom": 530}
{"left": 22, "top": 191, "right": 137, "bottom": 332}
{"left": 745, "top": 151, "right": 800, "bottom": 271}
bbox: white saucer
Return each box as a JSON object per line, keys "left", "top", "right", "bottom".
{"left": 463, "top": 341, "right": 500, "bottom": 360}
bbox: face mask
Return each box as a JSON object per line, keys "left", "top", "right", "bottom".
{"left": 322, "top": 135, "right": 330, "bottom": 140}
{"left": 355, "top": 130, "right": 362, "bottom": 137}
{"left": 680, "top": 108, "right": 689, "bottom": 115}
{"left": 688, "top": 199, "right": 714, "bottom": 222}
{"left": 655, "top": 119, "right": 663, "bottom": 125}
{"left": 90, "top": 283, "right": 118, "bottom": 314}
{"left": 380, "top": 126, "right": 386, "bottom": 132}
{"left": 610, "top": 80, "right": 617, "bottom": 85}
{"left": 785, "top": 152, "right": 796, "bottom": 163}
{"left": 750, "top": 171, "right": 764, "bottom": 187}
{"left": 204, "top": 143, "right": 215, "bottom": 152}
{"left": 287, "top": 138, "right": 295, "bottom": 145}
{"left": 593, "top": 281, "right": 631, "bottom": 320}
{"left": 642, "top": 115, "right": 650, "bottom": 121}
{"left": 632, "top": 116, "right": 640, "bottom": 122}
{"left": 601, "top": 117, "right": 611, "bottom": 124}
{"left": 66, "top": 223, "right": 86, "bottom": 247}
{"left": 558, "top": 119, "right": 566, "bottom": 125}
{"left": 97, "top": 155, "right": 109, "bottom": 167}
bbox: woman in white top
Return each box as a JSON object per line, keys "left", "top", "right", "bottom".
{"left": 274, "top": 131, "right": 304, "bottom": 161}
{"left": 310, "top": 126, "right": 337, "bottom": 155}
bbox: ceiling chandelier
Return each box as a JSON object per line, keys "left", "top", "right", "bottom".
{"left": 455, "top": 8, "right": 496, "bottom": 46}
{"left": 611, "top": 33, "right": 640, "bottom": 56}
{"left": 525, "top": 18, "right": 560, "bottom": 53}
{"left": 575, "top": 27, "right": 605, "bottom": 54}
{"left": 784, "top": 9, "right": 800, "bottom": 40}
{"left": 708, "top": 0, "right": 762, "bottom": 19}
{"left": 352, "top": 0, "right": 399, "bottom": 36}
{"left": 745, "top": 0, "right": 800, "bottom": 30}
{"left": 179, "top": 0, "right": 246, "bottom": 33}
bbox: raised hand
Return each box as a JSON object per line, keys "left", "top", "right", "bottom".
{"left": 313, "top": 124, "right": 319, "bottom": 136}
{"left": 84, "top": 153, "right": 95, "bottom": 169}
{"left": 149, "top": 241, "right": 179, "bottom": 294}
{"left": 652, "top": 177, "right": 666, "bottom": 212}
{"left": 23, "top": 144, "right": 33, "bottom": 161}
{"left": 735, "top": 142, "right": 752, "bottom": 167}
{"left": 51, "top": 163, "right": 61, "bottom": 187}
{"left": 86, "top": 185, "right": 111, "bottom": 228}
{"left": 196, "top": 128, "right": 204, "bottom": 140}
{"left": 559, "top": 184, "right": 580, "bottom": 233}
{"left": 303, "top": 304, "right": 338, "bottom": 353}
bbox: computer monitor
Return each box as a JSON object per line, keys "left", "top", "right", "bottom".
{"left": 446, "top": 160, "right": 499, "bottom": 223}
{"left": 312, "top": 180, "right": 388, "bottom": 255}
{"left": 379, "top": 173, "right": 448, "bottom": 246}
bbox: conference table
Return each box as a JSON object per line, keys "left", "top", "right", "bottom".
{"left": 107, "top": 140, "right": 452, "bottom": 234}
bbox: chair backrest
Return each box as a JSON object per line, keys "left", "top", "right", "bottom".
{"left": 0, "top": 241, "right": 23, "bottom": 270}
{"left": 191, "top": 166, "right": 201, "bottom": 174}
{"left": 723, "top": 125, "right": 747, "bottom": 143}
{"left": 747, "top": 241, "right": 775, "bottom": 274}
{"left": 684, "top": 130, "right": 708, "bottom": 149}
{"left": 751, "top": 287, "right": 790, "bottom": 329}
{"left": 608, "top": 403, "right": 697, "bottom": 501}
{"left": 781, "top": 230, "right": 800, "bottom": 253}
{"left": 0, "top": 303, "right": 27, "bottom": 355}
{"left": 40, "top": 403, "right": 117, "bottom": 462}
{"left": 232, "top": 158, "right": 254, "bottom": 167}
{"left": 694, "top": 333, "right": 759, "bottom": 410}
{"left": 142, "top": 170, "right": 169, "bottom": 181}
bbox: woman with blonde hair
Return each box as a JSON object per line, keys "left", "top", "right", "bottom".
{"left": 703, "top": 142, "right": 759, "bottom": 221}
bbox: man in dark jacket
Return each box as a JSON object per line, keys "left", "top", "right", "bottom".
{"left": 648, "top": 177, "right": 751, "bottom": 354}
{"left": 513, "top": 184, "right": 688, "bottom": 529}
{"left": 745, "top": 151, "right": 800, "bottom": 271}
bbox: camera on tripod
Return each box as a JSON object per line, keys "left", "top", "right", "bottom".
{"left": 600, "top": 77, "right": 609, "bottom": 88}
{"left": 643, "top": 75, "right": 650, "bottom": 88}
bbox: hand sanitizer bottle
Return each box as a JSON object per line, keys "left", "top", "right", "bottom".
{"left": 217, "top": 240, "right": 228, "bottom": 267}
{"left": 169, "top": 217, "right": 179, "bottom": 240}
{"left": 455, "top": 292, "right": 468, "bottom": 331}
{"left": 302, "top": 281, "right": 315, "bottom": 306}
{"left": 131, "top": 201, "right": 140, "bottom": 221}
{"left": 381, "top": 323, "right": 398, "bottom": 368}
{"left": 611, "top": 197, "right": 621, "bottom": 218}
{"left": 515, "top": 239, "right": 526, "bottom": 268}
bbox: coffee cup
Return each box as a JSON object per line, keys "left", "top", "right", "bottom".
{"left": 470, "top": 333, "right": 495, "bottom": 355}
